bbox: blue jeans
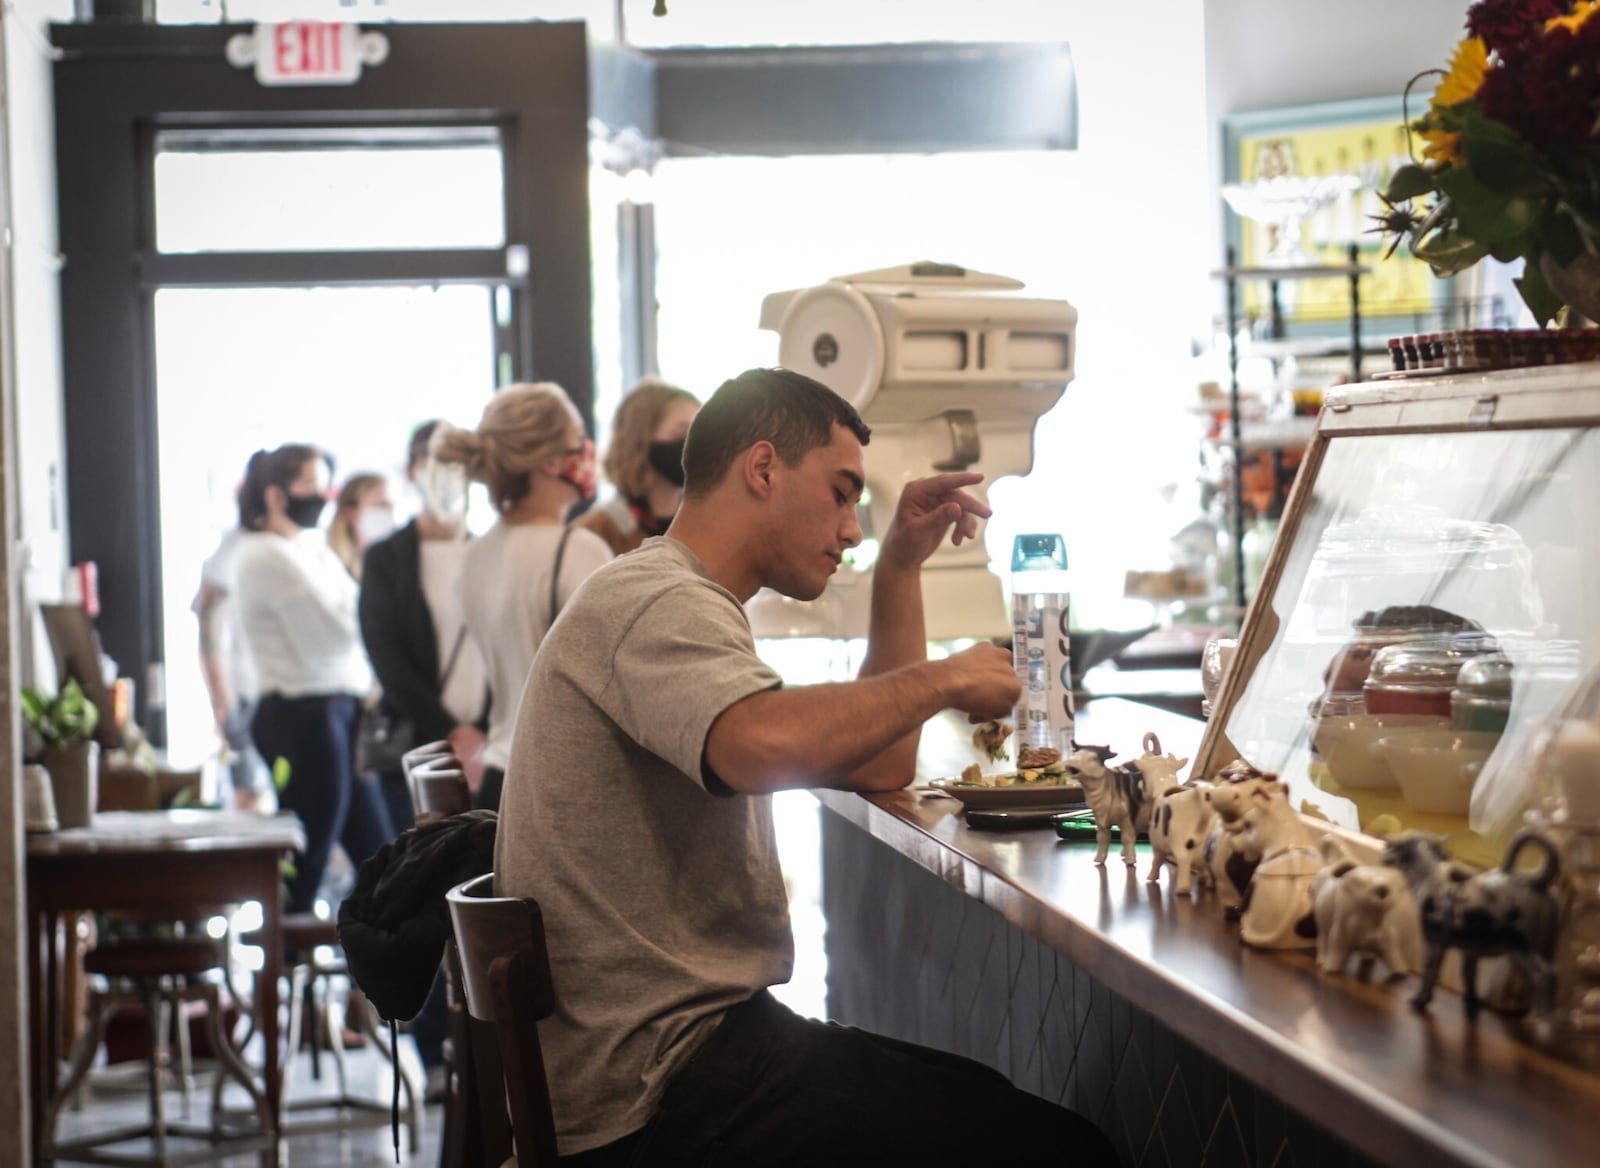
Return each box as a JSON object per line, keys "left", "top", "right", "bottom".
{"left": 562, "top": 991, "right": 1118, "bottom": 1167}
{"left": 251, "top": 693, "right": 394, "bottom": 915}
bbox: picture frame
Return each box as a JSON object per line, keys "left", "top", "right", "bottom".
{"left": 1220, "top": 95, "right": 1487, "bottom": 331}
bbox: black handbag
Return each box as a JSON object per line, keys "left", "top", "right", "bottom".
{"left": 357, "top": 626, "right": 468, "bottom": 775}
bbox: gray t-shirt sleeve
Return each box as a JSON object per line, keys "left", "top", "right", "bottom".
{"left": 595, "top": 584, "right": 781, "bottom": 790}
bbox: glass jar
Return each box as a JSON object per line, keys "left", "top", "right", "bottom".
{"left": 1364, "top": 632, "right": 1496, "bottom": 718}
{"left": 1452, "top": 653, "right": 1514, "bottom": 733}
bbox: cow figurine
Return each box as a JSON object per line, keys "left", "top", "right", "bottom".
{"left": 1385, "top": 830, "right": 1563, "bottom": 1016}
{"left": 1311, "top": 835, "right": 1421, "bottom": 976}
{"left": 1060, "top": 732, "right": 1182, "bottom": 867}
{"left": 1147, "top": 782, "right": 1213, "bottom": 896}
{"left": 1239, "top": 844, "right": 1322, "bottom": 949}
{"left": 1198, "top": 773, "right": 1280, "bottom": 913}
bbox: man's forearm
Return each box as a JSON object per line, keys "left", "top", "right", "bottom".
{"left": 706, "top": 659, "right": 952, "bottom": 795}
{"left": 851, "top": 558, "right": 928, "bottom": 783}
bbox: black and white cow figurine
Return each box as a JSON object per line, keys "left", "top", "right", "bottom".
{"left": 1060, "top": 735, "right": 1164, "bottom": 867}
{"left": 1385, "top": 830, "right": 1562, "bottom": 1016}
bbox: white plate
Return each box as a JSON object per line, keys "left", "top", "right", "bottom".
{"left": 924, "top": 778, "right": 1086, "bottom": 810}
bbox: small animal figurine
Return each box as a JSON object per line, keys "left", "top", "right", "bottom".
{"left": 1199, "top": 774, "right": 1281, "bottom": 913}
{"left": 1061, "top": 738, "right": 1155, "bottom": 868}
{"left": 1131, "top": 732, "right": 1189, "bottom": 793}
{"left": 1239, "top": 843, "right": 1322, "bottom": 949}
{"left": 1311, "top": 836, "right": 1421, "bottom": 976}
{"left": 1147, "top": 782, "right": 1214, "bottom": 896}
{"left": 1385, "top": 830, "right": 1563, "bottom": 1016}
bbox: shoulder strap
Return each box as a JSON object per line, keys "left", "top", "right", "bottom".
{"left": 437, "top": 625, "right": 469, "bottom": 691}
{"left": 548, "top": 525, "right": 577, "bottom": 625}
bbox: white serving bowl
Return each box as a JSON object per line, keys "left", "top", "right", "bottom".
{"left": 1376, "top": 728, "right": 1501, "bottom": 816}
{"left": 1312, "top": 713, "right": 1442, "bottom": 789}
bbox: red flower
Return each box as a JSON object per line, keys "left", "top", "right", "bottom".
{"left": 1466, "top": 0, "right": 1564, "bottom": 54}
{"left": 1480, "top": 18, "right": 1600, "bottom": 148}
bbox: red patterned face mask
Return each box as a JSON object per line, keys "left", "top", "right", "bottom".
{"left": 557, "top": 437, "right": 597, "bottom": 502}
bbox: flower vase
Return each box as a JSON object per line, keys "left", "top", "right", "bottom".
{"left": 42, "top": 739, "right": 100, "bottom": 829}
{"left": 1539, "top": 253, "right": 1600, "bottom": 328}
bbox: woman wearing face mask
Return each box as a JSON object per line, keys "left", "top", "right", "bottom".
{"left": 574, "top": 378, "right": 701, "bottom": 557}
{"left": 233, "top": 444, "right": 394, "bottom": 915}
{"left": 327, "top": 472, "right": 394, "bottom": 580}
{"left": 432, "top": 383, "right": 612, "bottom": 811}
{"left": 357, "top": 421, "right": 490, "bottom": 835}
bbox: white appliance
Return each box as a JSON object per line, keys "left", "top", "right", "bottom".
{"left": 754, "top": 261, "right": 1077, "bottom": 641}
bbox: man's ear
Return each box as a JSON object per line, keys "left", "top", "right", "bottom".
{"left": 743, "top": 441, "right": 777, "bottom": 497}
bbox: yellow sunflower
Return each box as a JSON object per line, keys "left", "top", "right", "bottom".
{"left": 1419, "top": 127, "right": 1464, "bottom": 167}
{"left": 1433, "top": 36, "right": 1488, "bottom": 109}
{"left": 1546, "top": 0, "right": 1600, "bottom": 34}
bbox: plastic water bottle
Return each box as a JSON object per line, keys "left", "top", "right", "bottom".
{"left": 1011, "top": 533, "right": 1075, "bottom": 754}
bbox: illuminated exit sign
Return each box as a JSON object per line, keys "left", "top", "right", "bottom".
{"left": 226, "top": 23, "right": 390, "bottom": 88}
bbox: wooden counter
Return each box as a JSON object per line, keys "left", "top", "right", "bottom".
{"left": 815, "top": 699, "right": 1600, "bottom": 1168}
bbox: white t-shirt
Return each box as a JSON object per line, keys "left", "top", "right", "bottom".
{"left": 233, "top": 530, "right": 372, "bottom": 699}
{"left": 418, "top": 539, "right": 489, "bottom": 726}
{"left": 196, "top": 529, "right": 257, "bottom": 703}
{"left": 460, "top": 522, "right": 612, "bottom": 769}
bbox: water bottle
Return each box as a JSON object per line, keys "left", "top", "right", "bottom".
{"left": 1011, "top": 533, "right": 1075, "bottom": 754}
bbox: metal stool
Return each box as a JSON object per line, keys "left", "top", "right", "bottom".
{"left": 223, "top": 912, "right": 422, "bottom": 1151}
{"left": 42, "top": 935, "right": 273, "bottom": 1166}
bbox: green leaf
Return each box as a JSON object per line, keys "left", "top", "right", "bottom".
{"left": 1461, "top": 114, "right": 1547, "bottom": 196}
{"left": 1515, "top": 251, "right": 1565, "bottom": 327}
{"left": 272, "top": 755, "right": 292, "bottom": 791}
{"left": 1413, "top": 228, "right": 1491, "bottom": 276}
{"left": 1385, "top": 164, "right": 1438, "bottom": 203}
{"left": 1437, "top": 166, "right": 1539, "bottom": 244}
{"left": 1540, "top": 207, "right": 1586, "bottom": 267}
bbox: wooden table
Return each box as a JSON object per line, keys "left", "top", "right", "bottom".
{"left": 818, "top": 699, "right": 1600, "bottom": 1168}
{"left": 25, "top": 810, "right": 306, "bottom": 1155}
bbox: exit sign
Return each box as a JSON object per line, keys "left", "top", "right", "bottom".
{"left": 255, "top": 23, "right": 364, "bottom": 87}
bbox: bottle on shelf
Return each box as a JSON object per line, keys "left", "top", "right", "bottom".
{"left": 1011, "top": 533, "right": 1075, "bottom": 754}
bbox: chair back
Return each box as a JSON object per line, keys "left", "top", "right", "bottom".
{"left": 401, "top": 739, "right": 453, "bottom": 782}
{"left": 446, "top": 874, "right": 558, "bottom": 1168}
{"left": 409, "top": 755, "right": 472, "bottom": 823}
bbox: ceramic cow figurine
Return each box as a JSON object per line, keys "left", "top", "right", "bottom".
{"left": 1063, "top": 733, "right": 1194, "bottom": 867}
{"left": 1386, "top": 830, "right": 1563, "bottom": 1016}
{"left": 1147, "top": 782, "right": 1213, "bottom": 896}
{"left": 1312, "top": 836, "right": 1422, "bottom": 977}
{"left": 1199, "top": 773, "right": 1280, "bottom": 913}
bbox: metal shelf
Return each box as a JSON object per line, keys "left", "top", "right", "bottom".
{"left": 1210, "top": 263, "right": 1367, "bottom": 281}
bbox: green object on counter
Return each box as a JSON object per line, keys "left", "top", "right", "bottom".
{"left": 1451, "top": 653, "right": 1513, "bottom": 734}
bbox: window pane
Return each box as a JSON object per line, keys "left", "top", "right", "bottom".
{"left": 154, "top": 132, "right": 505, "bottom": 253}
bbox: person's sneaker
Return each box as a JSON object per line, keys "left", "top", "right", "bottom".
{"left": 424, "top": 1064, "right": 449, "bottom": 1105}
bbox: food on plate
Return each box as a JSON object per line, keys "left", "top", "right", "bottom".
{"left": 950, "top": 751, "right": 1074, "bottom": 788}
{"left": 971, "top": 719, "right": 1014, "bottom": 762}
{"left": 1016, "top": 746, "right": 1061, "bottom": 771}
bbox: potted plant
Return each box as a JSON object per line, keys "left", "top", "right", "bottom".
{"left": 1376, "top": 0, "right": 1600, "bottom": 325}
{"left": 22, "top": 678, "right": 101, "bottom": 829}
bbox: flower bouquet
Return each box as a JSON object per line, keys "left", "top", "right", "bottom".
{"left": 1377, "top": 0, "right": 1600, "bottom": 325}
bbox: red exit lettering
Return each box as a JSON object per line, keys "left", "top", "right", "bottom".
{"left": 257, "top": 23, "right": 359, "bottom": 86}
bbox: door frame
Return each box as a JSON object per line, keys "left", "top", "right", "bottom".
{"left": 53, "top": 20, "right": 594, "bottom": 737}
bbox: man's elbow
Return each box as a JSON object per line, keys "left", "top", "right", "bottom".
{"left": 704, "top": 710, "right": 797, "bottom": 795}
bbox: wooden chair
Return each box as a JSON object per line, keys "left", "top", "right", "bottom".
{"left": 402, "top": 739, "right": 454, "bottom": 783}
{"left": 446, "top": 873, "right": 558, "bottom": 1168}
{"left": 410, "top": 755, "right": 473, "bottom": 823}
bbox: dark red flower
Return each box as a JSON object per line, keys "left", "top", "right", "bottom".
{"left": 1481, "top": 18, "right": 1600, "bottom": 149}
{"left": 1466, "top": 0, "right": 1564, "bottom": 55}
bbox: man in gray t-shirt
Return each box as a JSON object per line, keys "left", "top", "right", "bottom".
{"left": 497, "top": 368, "right": 1115, "bottom": 1166}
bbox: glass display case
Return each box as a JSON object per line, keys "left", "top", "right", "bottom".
{"left": 1195, "top": 363, "right": 1600, "bottom": 867}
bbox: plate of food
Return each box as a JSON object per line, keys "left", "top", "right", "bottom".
{"left": 925, "top": 731, "right": 1085, "bottom": 810}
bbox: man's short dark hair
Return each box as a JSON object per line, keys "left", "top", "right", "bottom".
{"left": 681, "top": 368, "right": 870, "bottom": 499}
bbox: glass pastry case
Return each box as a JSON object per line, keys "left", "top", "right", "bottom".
{"left": 1195, "top": 364, "right": 1600, "bottom": 867}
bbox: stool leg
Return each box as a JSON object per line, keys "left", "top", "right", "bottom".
{"left": 352, "top": 981, "right": 424, "bottom": 1153}
{"left": 42, "top": 988, "right": 115, "bottom": 1151}
{"left": 203, "top": 983, "right": 274, "bottom": 1142}
{"left": 173, "top": 985, "right": 195, "bottom": 1116}
{"left": 145, "top": 983, "right": 170, "bottom": 1162}
{"left": 280, "top": 964, "right": 310, "bottom": 1104}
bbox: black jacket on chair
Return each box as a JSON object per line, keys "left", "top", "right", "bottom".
{"left": 359, "top": 520, "right": 476, "bottom": 745}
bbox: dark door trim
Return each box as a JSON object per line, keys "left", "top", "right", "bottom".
{"left": 54, "top": 21, "right": 594, "bottom": 736}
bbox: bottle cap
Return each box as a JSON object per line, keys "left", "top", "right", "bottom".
{"left": 1012, "top": 533, "right": 1068, "bottom": 573}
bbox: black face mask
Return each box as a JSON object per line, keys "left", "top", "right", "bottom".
{"left": 647, "top": 439, "right": 687, "bottom": 487}
{"left": 285, "top": 493, "right": 327, "bottom": 529}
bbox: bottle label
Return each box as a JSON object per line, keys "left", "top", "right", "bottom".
{"left": 1012, "top": 591, "right": 1074, "bottom": 753}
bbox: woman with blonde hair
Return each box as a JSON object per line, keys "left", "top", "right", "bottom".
{"left": 326, "top": 472, "right": 394, "bottom": 580}
{"left": 575, "top": 377, "right": 701, "bottom": 557}
{"left": 431, "top": 382, "right": 612, "bottom": 809}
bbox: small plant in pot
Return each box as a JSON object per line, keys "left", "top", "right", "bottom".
{"left": 22, "top": 678, "right": 101, "bottom": 829}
